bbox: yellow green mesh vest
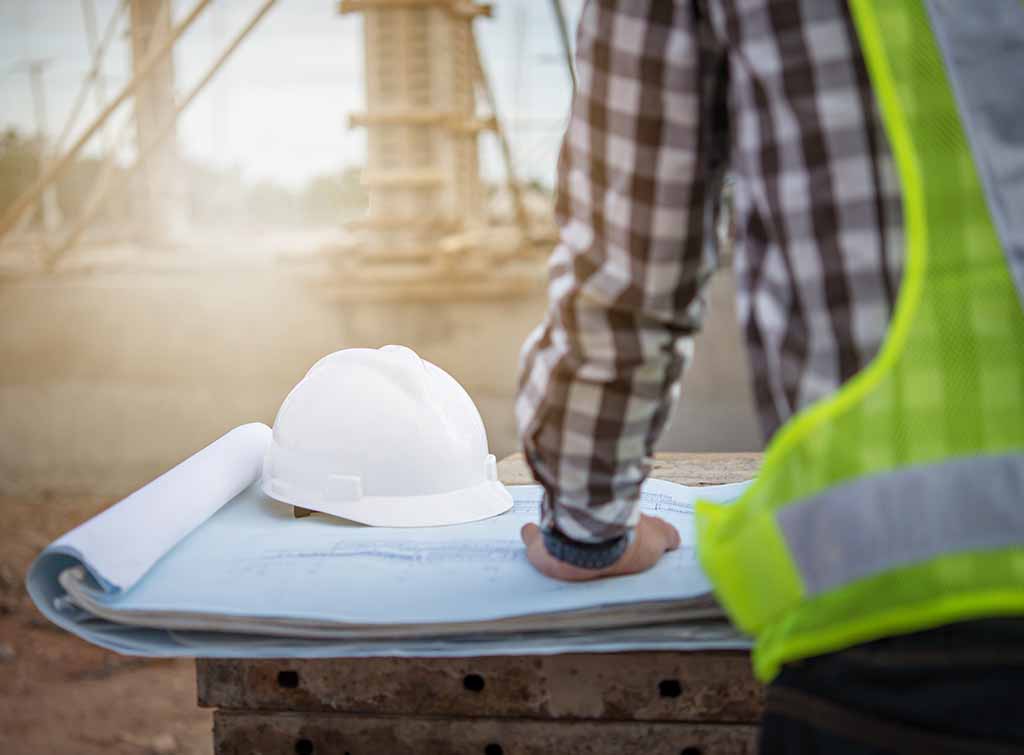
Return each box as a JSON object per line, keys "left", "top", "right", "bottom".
{"left": 696, "top": 0, "right": 1024, "bottom": 682}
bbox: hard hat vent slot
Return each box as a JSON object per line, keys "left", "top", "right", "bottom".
{"left": 324, "top": 474, "right": 363, "bottom": 503}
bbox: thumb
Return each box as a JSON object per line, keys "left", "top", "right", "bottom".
{"left": 521, "top": 522, "right": 541, "bottom": 547}
{"left": 642, "top": 515, "right": 681, "bottom": 551}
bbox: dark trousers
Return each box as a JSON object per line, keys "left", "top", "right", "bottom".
{"left": 759, "top": 618, "right": 1024, "bottom": 755}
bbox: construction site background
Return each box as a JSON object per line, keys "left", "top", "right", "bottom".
{"left": 0, "top": 2, "right": 760, "bottom": 752}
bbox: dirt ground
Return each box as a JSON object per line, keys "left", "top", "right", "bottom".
{"left": 0, "top": 494, "right": 212, "bottom": 755}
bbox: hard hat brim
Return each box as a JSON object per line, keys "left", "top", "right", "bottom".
{"left": 264, "top": 480, "right": 514, "bottom": 528}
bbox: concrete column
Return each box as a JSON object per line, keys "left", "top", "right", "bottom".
{"left": 344, "top": 0, "right": 488, "bottom": 259}
{"left": 129, "top": 0, "right": 188, "bottom": 241}
{"left": 26, "top": 60, "right": 64, "bottom": 234}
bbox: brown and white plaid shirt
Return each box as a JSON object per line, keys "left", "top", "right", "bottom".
{"left": 516, "top": 0, "right": 903, "bottom": 546}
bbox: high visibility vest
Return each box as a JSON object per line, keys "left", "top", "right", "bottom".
{"left": 696, "top": 0, "right": 1024, "bottom": 683}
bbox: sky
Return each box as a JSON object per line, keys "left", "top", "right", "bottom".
{"left": 0, "top": 0, "right": 583, "bottom": 188}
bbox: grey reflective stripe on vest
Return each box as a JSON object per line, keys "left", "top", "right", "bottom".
{"left": 776, "top": 454, "right": 1024, "bottom": 596}
{"left": 927, "top": 0, "right": 1024, "bottom": 306}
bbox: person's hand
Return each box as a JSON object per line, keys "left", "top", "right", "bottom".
{"left": 520, "top": 514, "right": 681, "bottom": 582}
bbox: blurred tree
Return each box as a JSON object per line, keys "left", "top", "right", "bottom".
{"left": 2, "top": 130, "right": 369, "bottom": 233}
{"left": 56, "top": 154, "right": 131, "bottom": 224}
{"left": 246, "top": 180, "right": 301, "bottom": 227}
{"left": 0, "top": 129, "right": 42, "bottom": 225}
{"left": 0, "top": 128, "right": 133, "bottom": 229}
{"left": 186, "top": 160, "right": 247, "bottom": 226}
{"left": 300, "top": 166, "right": 367, "bottom": 225}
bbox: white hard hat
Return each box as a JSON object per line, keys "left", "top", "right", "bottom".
{"left": 261, "top": 345, "right": 513, "bottom": 527}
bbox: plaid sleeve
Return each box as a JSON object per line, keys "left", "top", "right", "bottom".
{"left": 515, "top": 0, "right": 726, "bottom": 544}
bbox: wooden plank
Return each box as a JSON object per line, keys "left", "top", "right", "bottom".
{"left": 213, "top": 711, "right": 759, "bottom": 755}
{"left": 340, "top": 0, "right": 492, "bottom": 18}
{"left": 347, "top": 214, "right": 454, "bottom": 230}
{"left": 360, "top": 170, "right": 444, "bottom": 188}
{"left": 341, "top": 0, "right": 455, "bottom": 11}
{"left": 349, "top": 109, "right": 449, "bottom": 127}
{"left": 497, "top": 452, "right": 762, "bottom": 487}
{"left": 197, "top": 651, "right": 762, "bottom": 722}
{"left": 350, "top": 110, "right": 493, "bottom": 132}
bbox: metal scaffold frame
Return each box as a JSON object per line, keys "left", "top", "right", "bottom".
{"left": 340, "top": 0, "right": 542, "bottom": 274}
{"left": 1, "top": 0, "right": 559, "bottom": 291}
{"left": 0, "top": 0, "right": 282, "bottom": 266}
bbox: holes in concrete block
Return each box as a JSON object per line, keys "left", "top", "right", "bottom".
{"left": 278, "top": 670, "right": 300, "bottom": 689}
{"left": 680, "top": 748, "right": 702, "bottom": 755}
{"left": 659, "top": 679, "right": 684, "bottom": 698}
{"left": 484, "top": 744, "right": 504, "bottom": 755}
{"left": 463, "top": 673, "right": 485, "bottom": 692}
{"left": 294, "top": 738, "right": 314, "bottom": 755}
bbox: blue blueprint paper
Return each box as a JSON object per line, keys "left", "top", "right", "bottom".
{"left": 26, "top": 424, "right": 753, "bottom": 656}
{"left": 28, "top": 481, "right": 752, "bottom": 656}
{"left": 70, "top": 478, "right": 749, "bottom": 625}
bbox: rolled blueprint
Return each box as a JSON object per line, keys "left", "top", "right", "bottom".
{"left": 27, "top": 423, "right": 271, "bottom": 596}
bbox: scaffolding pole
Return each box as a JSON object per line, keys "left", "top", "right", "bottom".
{"left": 73, "top": 0, "right": 127, "bottom": 154}
{"left": 469, "top": 30, "right": 530, "bottom": 237}
{"left": 129, "top": 0, "right": 186, "bottom": 238}
{"left": 549, "top": 0, "right": 576, "bottom": 91}
{"left": 47, "top": 0, "right": 282, "bottom": 268}
{"left": 23, "top": 60, "right": 64, "bottom": 233}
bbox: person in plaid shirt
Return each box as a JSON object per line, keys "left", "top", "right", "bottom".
{"left": 518, "top": 0, "right": 901, "bottom": 576}
{"left": 516, "top": 1, "right": 1024, "bottom": 752}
